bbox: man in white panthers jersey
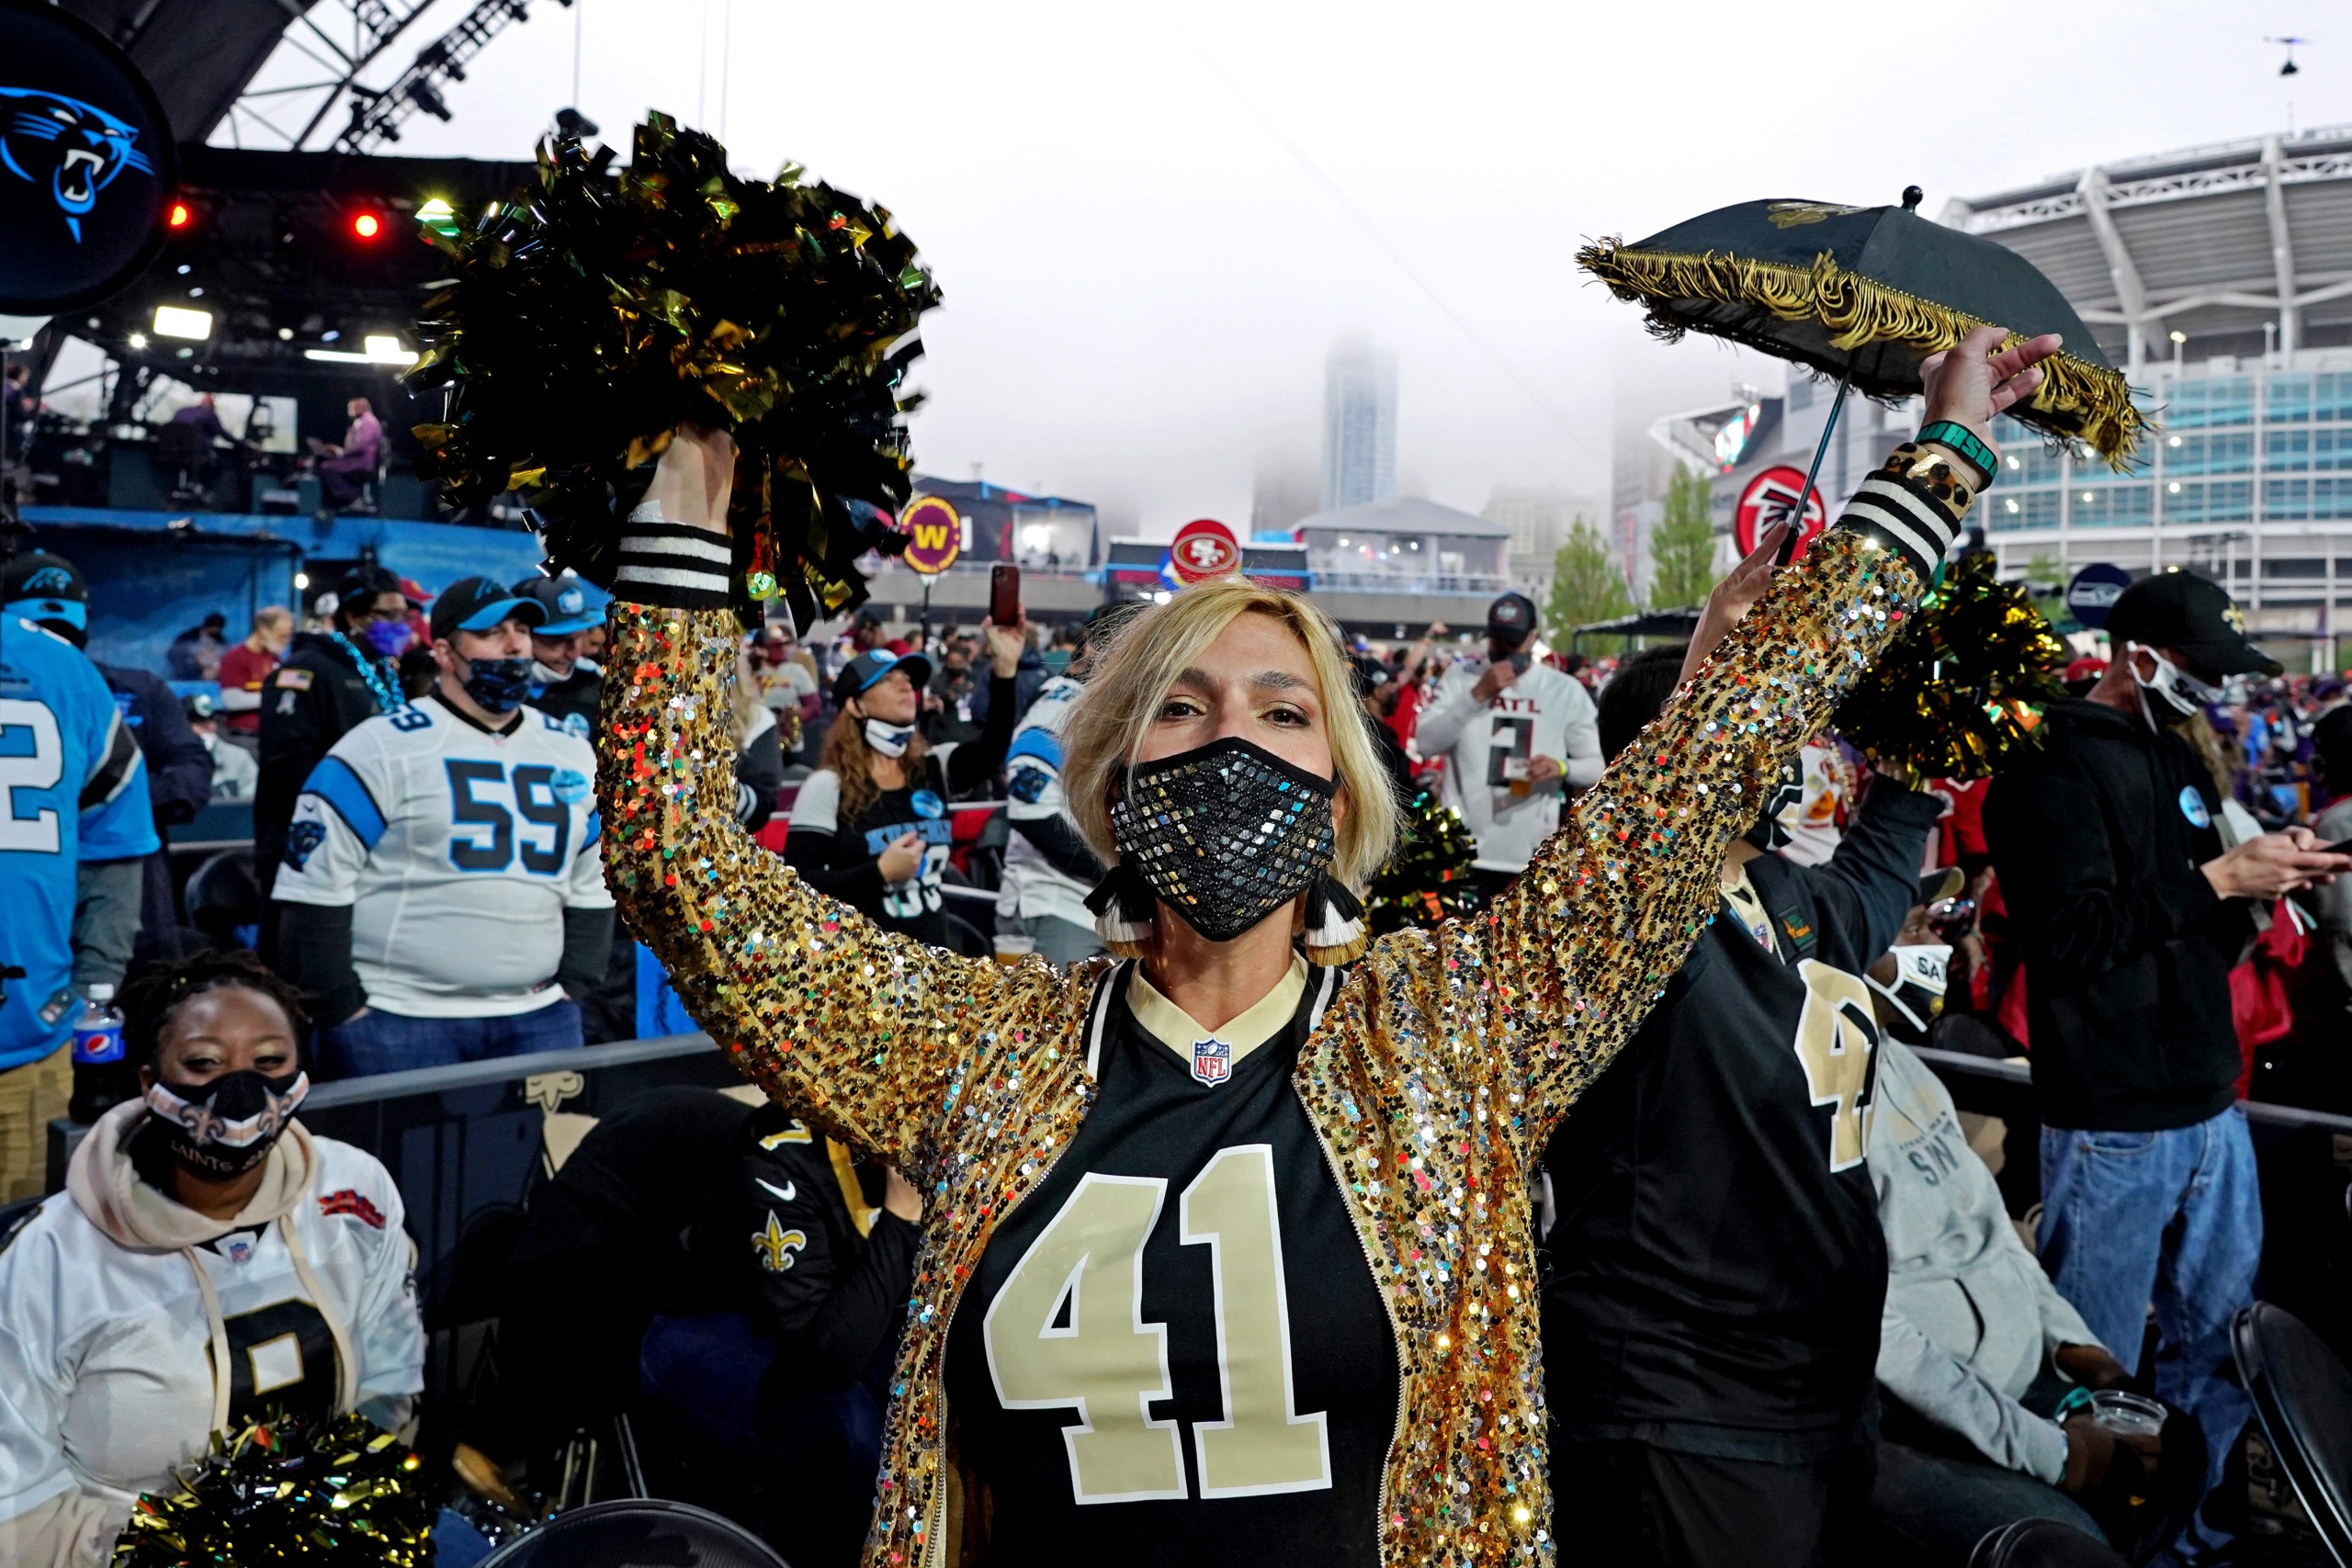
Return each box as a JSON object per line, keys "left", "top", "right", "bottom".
{"left": 272, "top": 577, "right": 613, "bottom": 1076}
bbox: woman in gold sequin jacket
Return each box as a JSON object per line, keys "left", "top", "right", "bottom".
{"left": 594, "top": 327, "right": 2058, "bottom": 1567}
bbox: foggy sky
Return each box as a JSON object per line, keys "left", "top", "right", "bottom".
{"left": 239, "top": 0, "right": 2337, "bottom": 536}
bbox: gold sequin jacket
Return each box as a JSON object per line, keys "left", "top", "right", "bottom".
{"left": 594, "top": 447, "right": 1973, "bottom": 1567}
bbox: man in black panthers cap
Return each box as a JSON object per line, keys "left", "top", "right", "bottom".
{"left": 1985, "top": 569, "right": 2344, "bottom": 1560}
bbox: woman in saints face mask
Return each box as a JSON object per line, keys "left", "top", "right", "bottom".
{"left": 601, "top": 335, "right": 2029, "bottom": 1568}
{"left": 782, "top": 620, "right": 1024, "bottom": 946}
{"left": 0, "top": 951, "right": 423, "bottom": 1567}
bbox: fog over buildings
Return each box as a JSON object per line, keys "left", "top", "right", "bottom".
{"left": 326, "top": 0, "right": 2333, "bottom": 536}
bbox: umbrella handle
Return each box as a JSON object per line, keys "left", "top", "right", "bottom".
{"left": 1777, "top": 365, "right": 1852, "bottom": 566}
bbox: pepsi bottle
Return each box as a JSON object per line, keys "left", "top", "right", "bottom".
{"left": 69, "top": 983, "right": 130, "bottom": 1124}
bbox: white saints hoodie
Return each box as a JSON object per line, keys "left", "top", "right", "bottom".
{"left": 1869, "top": 1038, "right": 2102, "bottom": 1484}
{"left": 0, "top": 1101, "right": 422, "bottom": 1567}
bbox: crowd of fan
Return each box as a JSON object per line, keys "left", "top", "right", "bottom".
{"left": 0, "top": 546, "right": 2341, "bottom": 1567}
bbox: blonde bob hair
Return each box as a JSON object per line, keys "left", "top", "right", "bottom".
{"left": 1065, "top": 578, "right": 1400, "bottom": 892}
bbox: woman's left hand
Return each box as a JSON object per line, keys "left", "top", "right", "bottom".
{"left": 1679, "top": 521, "right": 1785, "bottom": 687}
{"left": 1917, "top": 326, "right": 2064, "bottom": 457}
{"left": 983, "top": 616, "right": 1027, "bottom": 678}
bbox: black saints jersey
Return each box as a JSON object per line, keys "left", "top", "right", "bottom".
{"left": 942, "top": 961, "right": 1398, "bottom": 1566}
{"left": 1540, "top": 784, "right": 1945, "bottom": 1461}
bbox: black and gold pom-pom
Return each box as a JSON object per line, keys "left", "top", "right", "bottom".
{"left": 405, "top": 112, "right": 941, "bottom": 632}
{"left": 1368, "top": 789, "right": 1485, "bottom": 934}
{"left": 111, "top": 1411, "right": 433, "bottom": 1567}
{"left": 1833, "top": 551, "right": 2069, "bottom": 781}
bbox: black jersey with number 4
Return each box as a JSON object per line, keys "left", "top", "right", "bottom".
{"left": 942, "top": 962, "right": 1398, "bottom": 1566}
{"left": 1540, "top": 784, "right": 1944, "bottom": 1461}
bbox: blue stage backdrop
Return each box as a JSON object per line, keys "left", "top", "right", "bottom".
{"left": 19, "top": 507, "right": 582, "bottom": 674}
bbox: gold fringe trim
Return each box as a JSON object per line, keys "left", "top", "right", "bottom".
{"left": 1575, "top": 241, "right": 2145, "bottom": 469}
{"left": 1305, "top": 934, "right": 1371, "bottom": 968}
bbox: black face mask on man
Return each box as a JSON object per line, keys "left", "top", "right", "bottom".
{"left": 457, "top": 654, "right": 534, "bottom": 714}
{"left": 143, "top": 1067, "right": 310, "bottom": 1178}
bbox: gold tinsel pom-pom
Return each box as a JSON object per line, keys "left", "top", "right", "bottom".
{"left": 406, "top": 111, "right": 942, "bottom": 632}
{"left": 1368, "top": 789, "right": 1486, "bottom": 933}
{"left": 112, "top": 1411, "right": 434, "bottom": 1567}
{"left": 1833, "top": 551, "right": 2070, "bottom": 782}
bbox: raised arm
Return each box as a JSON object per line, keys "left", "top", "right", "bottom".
{"left": 597, "top": 428, "right": 1044, "bottom": 1164}
{"left": 1491, "top": 327, "right": 2058, "bottom": 1136}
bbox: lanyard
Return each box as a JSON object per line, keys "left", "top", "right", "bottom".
{"left": 328, "top": 632, "right": 402, "bottom": 715}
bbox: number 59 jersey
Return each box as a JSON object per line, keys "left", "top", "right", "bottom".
{"left": 272, "top": 694, "right": 611, "bottom": 1018}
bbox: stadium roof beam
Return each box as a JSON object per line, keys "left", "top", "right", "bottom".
{"left": 2262, "top": 136, "right": 2300, "bottom": 360}
{"left": 1951, "top": 127, "right": 2352, "bottom": 370}
{"left": 2076, "top": 164, "right": 2151, "bottom": 377}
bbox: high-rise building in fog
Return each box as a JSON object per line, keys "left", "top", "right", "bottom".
{"left": 1484, "top": 487, "right": 1601, "bottom": 601}
{"left": 1323, "top": 343, "right": 1397, "bottom": 511}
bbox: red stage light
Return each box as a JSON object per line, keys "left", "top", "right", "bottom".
{"left": 352, "top": 212, "right": 382, "bottom": 240}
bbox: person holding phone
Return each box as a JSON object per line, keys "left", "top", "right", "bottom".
{"left": 1415, "top": 591, "right": 1605, "bottom": 905}
{"left": 785, "top": 621, "right": 1024, "bottom": 945}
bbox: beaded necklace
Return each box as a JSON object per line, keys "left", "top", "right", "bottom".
{"left": 328, "top": 630, "right": 403, "bottom": 715}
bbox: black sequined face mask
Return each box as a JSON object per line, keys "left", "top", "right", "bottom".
{"left": 1109, "top": 736, "right": 1339, "bottom": 942}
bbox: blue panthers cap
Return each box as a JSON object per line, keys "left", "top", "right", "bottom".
{"left": 512, "top": 573, "right": 603, "bottom": 636}
{"left": 429, "top": 575, "right": 545, "bottom": 641}
{"left": 2, "top": 551, "right": 87, "bottom": 630}
{"left": 831, "top": 649, "right": 933, "bottom": 706}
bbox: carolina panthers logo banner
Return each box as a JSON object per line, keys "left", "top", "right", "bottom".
{"left": 0, "top": 1, "right": 175, "bottom": 315}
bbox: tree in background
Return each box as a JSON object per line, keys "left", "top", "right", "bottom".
{"left": 1545, "top": 518, "right": 1635, "bottom": 655}
{"left": 1647, "top": 465, "right": 1718, "bottom": 609}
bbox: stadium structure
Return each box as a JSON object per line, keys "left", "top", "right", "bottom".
{"left": 1945, "top": 127, "right": 2352, "bottom": 657}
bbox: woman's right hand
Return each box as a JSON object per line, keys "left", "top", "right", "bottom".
{"left": 1679, "top": 520, "right": 1787, "bottom": 687}
{"left": 646, "top": 422, "right": 737, "bottom": 536}
{"left": 877, "top": 831, "right": 923, "bottom": 885}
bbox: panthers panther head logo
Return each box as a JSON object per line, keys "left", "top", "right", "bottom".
{"left": 0, "top": 87, "right": 153, "bottom": 243}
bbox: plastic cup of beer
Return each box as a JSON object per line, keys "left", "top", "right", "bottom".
{"left": 2088, "top": 1390, "right": 2165, "bottom": 1441}
{"left": 1504, "top": 756, "right": 1531, "bottom": 796}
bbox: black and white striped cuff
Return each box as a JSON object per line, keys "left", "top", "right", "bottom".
{"left": 1838, "top": 473, "right": 1962, "bottom": 584}
{"left": 613, "top": 507, "right": 734, "bottom": 610}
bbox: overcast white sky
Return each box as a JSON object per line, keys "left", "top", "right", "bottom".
{"left": 239, "top": 0, "right": 2340, "bottom": 536}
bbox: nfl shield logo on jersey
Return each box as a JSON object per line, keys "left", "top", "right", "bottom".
{"left": 220, "top": 1235, "right": 255, "bottom": 1265}
{"left": 1191, "top": 1036, "right": 1231, "bottom": 1087}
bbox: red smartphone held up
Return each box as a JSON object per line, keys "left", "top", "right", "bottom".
{"left": 989, "top": 562, "right": 1022, "bottom": 626}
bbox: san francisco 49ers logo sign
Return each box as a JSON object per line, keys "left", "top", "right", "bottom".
{"left": 1169, "top": 519, "right": 1240, "bottom": 584}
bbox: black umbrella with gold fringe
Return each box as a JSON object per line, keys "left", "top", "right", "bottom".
{"left": 1579, "top": 188, "right": 2143, "bottom": 562}
{"left": 405, "top": 112, "right": 941, "bottom": 632}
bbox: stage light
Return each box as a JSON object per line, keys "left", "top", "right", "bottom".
{"left": 294, "top": 572, "right": 311, "bottom": 590}
{"left": 352, "top": 211, "right": 382, "bottom": 240}
{"left": 167, "top": 200, "right": 191, "bottom": 229}
{"left": 416, "top": 197, "right": 455, "bottom": 221}
{"left": 304, "top": 333, "right": 418, "bottom": 367}
{"left": 128, "top": 333, "right": 148, "bottom": 349}
{"left": 153, "top": 305, "right": 212, "bottom": 341}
